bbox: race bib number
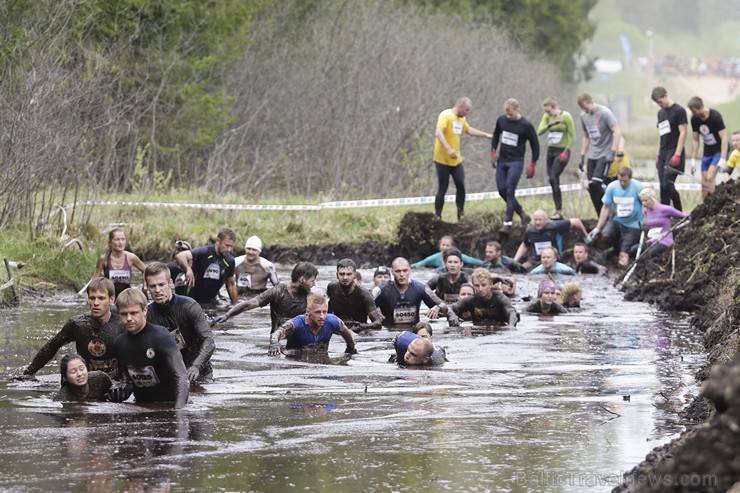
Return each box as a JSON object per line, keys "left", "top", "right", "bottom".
{"left": 501, "top": 131, "right": 519, "bottom": 147}
{"left": 658, "top": 120, "right": 671, "bottom": 136}
{"left": 393, "top": 306, "right": 416, "bottom": 324}
{"left": 452, "top": 121, "right": 463, "bottom": 135}
{"left": 108, "top": 269, "right": 131, "bottom": 284}
{"left": 237, "top": 273, "right": 252, "bottom": 288}
{"left": 127, "top": 365, "right": 161, "bottom": 388}
{"left": 171, "top": 328, "right": 186, "bottom": 351}
{"left": 647, "top": 227, "right": 663, "bottom": 240}
{"left": 203, "top": 263, "right": 221, "bottom": 280}
{"left": 586, "top": 124, "right": 601, "bottom": 140}
{"left": 548, "top": 132, "right": 563, "bottom": 145}
{"left": 614, "top": 197, "right": 635, "bottom": 218}
{"left": 443, "top": 293, "right": 459, "bottom": 303}
{"left": 534, "top": 241, "right": 552, "bottom": 255}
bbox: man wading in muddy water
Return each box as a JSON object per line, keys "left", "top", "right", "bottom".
{"left": 176, "top": 228, "right": 238, "bottom": 305}
{"left": 326, "top": 258, "right": 383, "bottom": 332}
{"left": 22, "top": 278, "right": 124, "bottom": 379}
{"left": 269, "top": 294, "right": 356, "bottom": 354}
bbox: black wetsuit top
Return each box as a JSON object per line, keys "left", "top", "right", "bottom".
{"left": 253, "top": 283, "right": 308, "bottom": 333}
{"left": 326, "top": 281, "right": 382, "bottom": 330}
{"left": 187, "top": 245, "right": 235, "bottom": 304}
{"left": 113, "top": 322, "right": 189, "bottom": 408}
{"left": 427, "top": 273, "right": 471, "bottom": 303}
{"left": 450, "top": 293, "right": 519, "bottom": 326}
{"left": 53, "top": 371, "right": 112, "bottom": 402}
{"left": 25, "top": 312, "right": 125, "bottom": 377}
{"left": 525, "top": 300, "right": 569, "bottom": 314}
{"left": 574, "top": 259, "right": 604, "bottom": 274}
{"left": 146, "top": 294, "right": 215, "bottom": 381}
{"left": 491, "top": 115, "right": 540, "bottom": 162}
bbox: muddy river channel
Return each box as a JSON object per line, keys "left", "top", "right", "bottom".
{"left": 0, "top": 266, "right": 704, "bottom": 492}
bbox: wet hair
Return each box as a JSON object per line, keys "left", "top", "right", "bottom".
{"left": 561, "top": 282, "right": 582, "bottom": 307}
{"left": 443, "top": 248, "right": 463, "bottom": 263}
{"left": 541, "top": 96, "right": 558, "bottom": 108}
{"left": 471, "top": 268, "right": 493, "bottom": 283}
{"left": 413, "top": 338, "right": 434, "bottom": 359}
{"left": 87, "top": 277, "right": 115, "bottom": 297}
{"left": 639, "top": 187, "right": 658, "bottom": 201}
{"left": 573, "top": 242, "right": 589, "bottom": 253}
{"left": 412, "top": 322, "right": 433, "bottom": 338}
{"left": 391, "top": 257, "right": 409, "bottom": 270}
{"left": 651, "top": 86, "right": 667, "bottom": 102}
{"left": 458, "top": 282, "right": 475, "bottom": 294}
{"left": 336, "top": 258, "right": 357, "bottom": 271}
{"left": 577, "top": 93, "right": 593, "bottom": 106}
{"left": 59, "top": 354, "right": 85, "bottom": 387}
{"left": 687, "top": 96, "right": 704, "bottom": 110}
{"left": 144, "top": 261, "right": 170, "bottom": 282}
{"left": 618, "top": 166, "right": 633, "bottom": 178}
{"left": 306, "top": 293, "right": 327, "bottom": 308}
{"left": 291, "top": 262, "right": 319, "bottom": 282}
{"left": 486, "top": 240, "right": 501, "bottom": 250}
{"left": 217, "top": 228, "right": 237, "bottom": 242}
{"left": 115, "top": 287, "right": 148, "bottom": 309}
{"left": 439, "top": 235, "right": 454, "bottom": 247}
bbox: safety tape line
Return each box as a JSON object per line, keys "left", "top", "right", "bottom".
{"left": 50, "top": 182, "right": 702, "bottom": 215}
{"left": 0, "top": 278, "right": 15, "bottom": 292}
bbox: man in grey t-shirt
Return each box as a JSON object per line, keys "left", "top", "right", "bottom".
{"left": 577, "top": 93, "right": 623, "bottom": 216}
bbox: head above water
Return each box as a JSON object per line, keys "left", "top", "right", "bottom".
{"left": 412, "top": 322, "right": 434, "bottom": 340}
{"left": 404, "top": 337, "right": 434, "bottom": 366}
{"left": 60, "top": 353, "right": 88, "bottom": 388}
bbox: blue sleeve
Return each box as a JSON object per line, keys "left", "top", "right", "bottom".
{"left": 555, "top": 263, "right": 577, "bottom": 275}
{"left": 462, "top": 254, "right": 484, "bottom": 267}
{"left": 412, "top": 253, "right": 441, "bottom": 269}
{"left": 529, "top": 264, "right": 544, "bottom": 275}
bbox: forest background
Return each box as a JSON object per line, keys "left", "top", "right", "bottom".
{"left": 0, "top": 0, "right": 738, "bottom": 288}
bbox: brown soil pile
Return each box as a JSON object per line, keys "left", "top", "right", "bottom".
{"left": 614, "top": 179, "right": 740, "bottom": 492}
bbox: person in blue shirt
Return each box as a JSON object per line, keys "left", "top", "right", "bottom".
{"left": 411, "top": 235, "right": 483, "bottom": 270}
{"left": 590, "top": 166, "right": 644, "bottom": 268}
{"left": 529, "top": 246, "right": 576, "bottom": 276}
{"left": 269, "top": 293, "right": 356, "bottom": 355}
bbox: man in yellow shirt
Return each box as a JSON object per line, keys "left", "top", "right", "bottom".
{"left": 433, "top": 97, "right": 492, "bottom": 221}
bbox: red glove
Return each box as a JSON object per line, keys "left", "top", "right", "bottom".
{"left": 670, "top": 154, "right": 681, "bottom": 168}
{"left": 490, "top": 150, "right": 497, "bottom": 162}
{"left": 559, "top": 149, "right": 569, "bottom": 163}
{"left": 526, "top": 161, "right": 536, "bottom": 179}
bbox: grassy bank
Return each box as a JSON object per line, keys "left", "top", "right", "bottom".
{"left": 1, "top": 185, "right": 703, "bottom": 294}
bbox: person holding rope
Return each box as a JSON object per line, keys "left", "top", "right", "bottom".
{"left": 637, "top": 187, "right": 690, "bottom": 264}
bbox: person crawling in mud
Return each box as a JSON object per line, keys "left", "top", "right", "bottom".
{"left": 53, "top": 354, "right": 112, "bottom": 402}
{"left": 426, "top": 249, "right": 471, "bottom": 303}
{"left": 441, "top": 268, "right": 519, "bottom": 326}
{"left": 570, "top": 242, "right": 607, "bottom": 275}
{"left": 22, "top": 277, "right": 124, "bottom": 379}
{"left": 391, "top": 330, "right": 445, "bottom": 366}
{"left": 326, "top": 258, "right": 382, "bottom": 332}
{"left": 411, "top": 235, "right": 483, "bottom": 270}
{"left": 269, "top": 294, "right": 357, "bottom": 355}
{"left": 525, "top": 280, "right": 568, "bottom": 314}
{"left": 528, "top": 246, "right": 576, "bottom": 276}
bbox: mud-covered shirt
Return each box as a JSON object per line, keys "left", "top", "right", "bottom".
{"left": 691, "top": 109, "right": 725, "bottom": 156}
{"left": 146, "top": 294, "right": 215, "bottom": 381}
{"left": 112, "top": 322, "right": 189, "bottom": 408}
{"left": 450, "top": 292, "right": 519, "bottom": 326}
{"left": 372, "top": 280, "right": 442, "bottom": 326}
{"left": 525, "top": 300, "right": 568, "bottom": 314}
{"left": 25, "top": 312, "right": 125, "bottom": 378}
{"left": 234, "top": 257, "right": 279, "bottom": 296}
{"left": 326, "top": 281, "right": 381, "bottom": 329}
{"left": 53, "top": 371, "right": 112, "bottom": 402}
{"left": 427, "top": 273, "right": 471, "bottom": 303}
{"left": 188, "top": 245, "right": 235, "bottom": 304}
{"left": 657, "top": 103, "right": 688, "bottom": 150}
{"left": 253, "top": 283, "right": 308, "bottom": 333}
{"left": 574, "top": 259, "right": 604, "bottom": 274}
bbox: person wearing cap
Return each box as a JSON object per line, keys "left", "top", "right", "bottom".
{"left": 426, "top": 249, "right": 471, "bottom": 303}
{"left": 372, "top": 266, "right": 391, "bottom": 287}
{"left": 525, "top": 280, "right": 568, "bottom": 314}
{"left": 326, "top": 258, "right": 383, "bottom": 332}
{"left": 175, "top": 228, "right": 238, "bottom": 305}
{"left": 233, "top": 235, "right": 280, "bottom": 299}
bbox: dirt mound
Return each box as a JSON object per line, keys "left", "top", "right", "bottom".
{"left": 614, "top": 179, "right": 740, "bottom": 492}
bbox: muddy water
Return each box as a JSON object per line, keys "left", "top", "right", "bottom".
{"left": 0, "top": 266, "right": 704, "bottom": 492}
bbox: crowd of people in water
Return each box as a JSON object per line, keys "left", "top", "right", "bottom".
{"left": 16, "top": 88, "right": 740, "bottom": 409}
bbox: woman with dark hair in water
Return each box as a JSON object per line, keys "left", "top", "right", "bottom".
{"left": 53, "top": 354, "right": 112, "bottom": 402}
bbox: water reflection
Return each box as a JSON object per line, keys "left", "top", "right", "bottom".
{"left": 0, "top": 266, "right": 705, "bottom": 492}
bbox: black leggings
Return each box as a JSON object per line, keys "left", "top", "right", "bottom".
{"left": 657, "top": 149, "right": 683, "bottom": 211}
{"left": 546, "top": 148, "right": 569, "bottom": 210}
{"left": 435, "top": 162, "right": 465, "bottom": 217}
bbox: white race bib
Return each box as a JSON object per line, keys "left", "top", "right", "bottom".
{"left": 586, "top": 124, "right": 601, "bottom": 140}
{"left": 452, "top": 121, "right": 463, "bottom": 135}
{"left": 700, "top": 126, "right": 717, "bottom": 146}
{"left": 127, "top": 365, "right": 161, "bottom": 388}
{"left": 548, "top": 132, "right": 563, "bottom": 145}
{"left": 108, "top": 269, "right": 131, "bottom": 284}
{"left": 171, "top": 328, "right": 187, "bottom": 351}
{"left": 614, "top": 196, "right": 635, "bottom": 218}
{"left": 647, "top": 227, "right": 663, "bottom": 240}
{"left": 658, "top": 120, "right": 671, "bottom": 136}
{"left": 393, "top": 306, "right": 416, "bottom": 324}
{"left": 237, "top": 273, "right": 252, "bottom": 288}
{"left": 534, "top": 241, "right": 553, "bottom": 255}
{"left": 203, "top": 263, "right": 221, "bottom": 280}
{"left": 501, "top": 131, "right": 519, "bottom": 147}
